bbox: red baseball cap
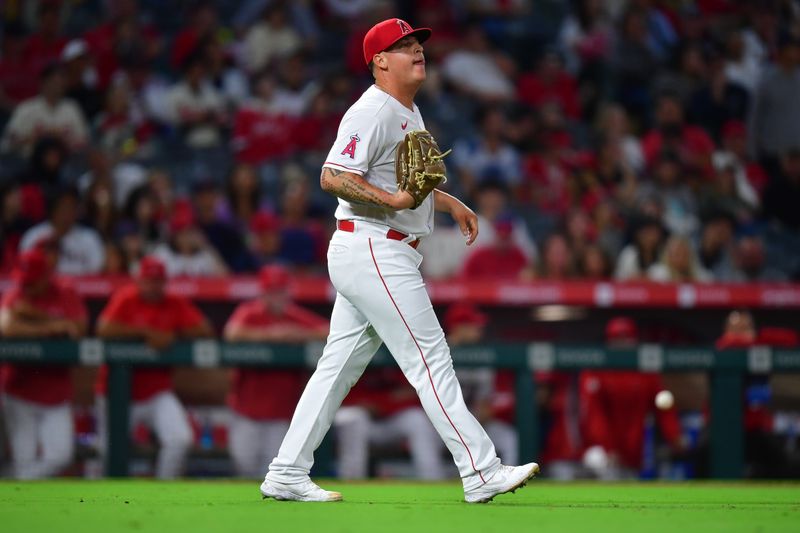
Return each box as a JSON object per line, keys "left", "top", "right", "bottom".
{"left": 138, "top": 256, "right": 167, "bottom": 280}
{"left": 259, "top": 264, "right": 290, "bottom": 290}
{"left": 605, "top": 317, "right": 639, "bottom": 343}
{"left": 363, "top": 18, "right": 432, "bottom": 66}
{"left": 444, "top": 303, "right": 488, "bottom": 332}
{"left": 250, "top": 211, "right": 281, "bottom": 234}
{"left": 14, "top": 249, "right": 52, "bottom": 285}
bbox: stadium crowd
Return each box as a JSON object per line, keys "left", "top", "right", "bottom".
{"left": 2, "top": 0, "right": 800, "bottom": 480}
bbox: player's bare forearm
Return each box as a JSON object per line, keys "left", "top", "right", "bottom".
{"left": 320, "top": 167, "right": 413, "bottom": 210}
{"left": 434, "top": 190, "right": 479, "bottom": 245}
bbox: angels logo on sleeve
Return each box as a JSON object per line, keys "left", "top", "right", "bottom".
{"left": 340, "top": 134, "right": 360, "bottom": 159}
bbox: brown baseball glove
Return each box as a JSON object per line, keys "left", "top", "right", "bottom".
{"left": 395, "top": 130, "right": 452, "bottom": 209}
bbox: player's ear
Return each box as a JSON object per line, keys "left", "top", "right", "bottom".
{"left": 373, "top": 52, "right": 388, "bottom": 72}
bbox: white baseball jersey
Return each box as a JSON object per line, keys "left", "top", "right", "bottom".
{"left": 323, "top": 85, "right": 434, "bottom": 237}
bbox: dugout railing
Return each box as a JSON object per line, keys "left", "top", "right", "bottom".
{"left": 1, "top": 339, "right": 798, "bottom": 478}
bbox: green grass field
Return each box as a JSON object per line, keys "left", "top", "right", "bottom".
{"left": 1, "top": 481, "right": 798, "bottom": 533}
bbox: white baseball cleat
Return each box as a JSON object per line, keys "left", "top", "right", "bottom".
{"left": 260, "top": 478, "right": 343, "bottom": 502}
{"left": 463, "top": 462, "right": 540, "bottom": 504}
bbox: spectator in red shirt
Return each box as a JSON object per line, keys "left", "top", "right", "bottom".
{"left": 95, "top": 256, "right": 214, "bottom": 478}
{"left": 23, "top": 3, "right": 68, "bottom": 79}
{"left": 171, "top": 2, "right": 218, "bottom": 70}
{"left": 0, "top": 23, "right": 39, "bottom": 112}
{"left": 223, "top": 265, "right": 328, "bottom": 478}
{"left": 517, "top": 50, "right": 580, "bottom": 119}
{"left": 461, "top": 219, "right": 529, "bottom": 280}
{"left": 0, "top": 249, "right": 88, "bottom": 479}
{"left": 641, "top": 93, "right": 716, "bottom": 172}
{"left": 580, "top": 317, "right": 683, "bottom": 478}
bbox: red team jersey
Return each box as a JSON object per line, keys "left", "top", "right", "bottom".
{"left": 226, "top": 300, "right": 328, "bottom": 420}
{"left": 580, "top": 371, "right": 682, "bottom": 469}
{"left": 95, "top": 284, "right": 205, "bottom": 401}
{"left": 0, "top": 282, "right": 87, "bottom": 405}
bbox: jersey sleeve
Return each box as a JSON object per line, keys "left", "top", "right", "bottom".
{"left": 98, "top": 288, "right": 132, "bottom": 324}
{"left": 175, "top": 297, "right": 206, "bottom": 331}
{"left": 323, "top": 109, "right": 383, "bottom": 176}
{"left": 225, "top": 302, "right": 257, "bottom": 331}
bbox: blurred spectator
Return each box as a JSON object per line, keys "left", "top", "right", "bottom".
{"left": 471, "top": 179, "right": 537, "bottom": 262}
{"left": 247, "top": 210, "right": 283, "bottom": 267}
{"left": 272, "top": 53, "right": 318, "bottom": 117}
{"left": 20, "top": 186, "right": 106, "bottom": 275}
{"left": 152, "top": 209, "right": 228, "bottom": 277}
{"left": 723, "top": 30, "right": 762, "bottom": 95}
{"left": 715, "top": 120, "right": 768, "bottom": 203}
{"left": 696, "top": 210, "right": 737, "bottom": 282}
{"left": 95, "top": 256, "right": 213, "bottom": 478}
{"left": 557, "top": 0, "right": 613, "bottom": 78}
{"left": 462, "top": 219, "right": 529, "bottom": 280}
{"left": 577, "top": 244, "right": 612, "bottom": 280}
{"left": 638, "top": 150, "right": 699, "bottom": 236}
{"left": 699, "top": 158, "right": 757, "bottom": 224}
{"left": 715, "top": 309, "right": 756, "bottom": 349}
{"left": 192, "top": 181, "right": 255, "bottom": 272}
{"left": 16, "top": 136, "right": 69, "bottom": 219}
{"left": 441, "top": 23, "right": 516, "bottom": 102}
{"left": 0, "top": 23, "right": 39, "bottom": 112}
{"left": 613, "top": 8, "right": 660, "bottom": 118}
{"left": 641, "top": 93, "right": 715, "bottom": 173}
{"left": 0, "top": 249, "right": 88, "bottom": 479}
{"left": 517, "top": 50, "right": 580, "bottom": 120}
{"left": 648, "top": 235, "right": 713, "bottom": 283}
{"left": 614, "top": 215, "right": 666, "bottom": 281}
{"left": 171, "top": 1, "right": 218, "bottom": 70}
{"left": 447, "top": 302, "right": 518, "bottom": 464}
{"left": 82, "top": 174, "right": 117, "bottom": 240}
{"left": 580, "top": 317, "right": 683, "bottom": 479}
{"left": 224, "top": 163, "right": 264, "bottom": 227}
{"left": 750, "top": 33, "right": 800, "bottom": 164}
{"left": 2, "top": 63, "right": 89, "bottom": 155}
{"left": 23, "top": 2, "right": 68, "bottom": 78}
{"left": 166, "top": 52, "right": 227, "bottom": 149}
{"left": 200, "top": 37, "right": 249, "bottom": 109}
{"left": 452, "top": 106, "right": 522, "bottom": 195}
{"left": 687, "top": 50, "right": 749, "bottom": 142}
{"left": 335, "top": 367, "right": 445, "bottom": 480}
{"left": 594, "top": 103, "right": 644, "bottom": 173}
{"left": 232, "top": 72, "right": 296, "bottom": 165}
{"left": 276, "top": 173, "right": 326, "bottom": 269}
{"left": 61, "top": 39, "right": 102, "bottom": 121}
{"left": 730, "top": 235, "right": 787, "bottom": 283}
{"left": 92, "top": 77, "right": 154, "bottom": 161}
{"left": 537, "top": 233, "right": 575, "bottom": 280}
{"left": 82, "top": 0, "right": 162, "bottom": 89}
{"left": 243, "top": 3, "right": 303, "bottom": 73}
{"left": 121, "top": 184, "right": 163, "bottom": 251}
{"left": 224, "top": 265, "right": 328, "bottom": 478}
{"left": 654, "top": 44, "right": 708, "bottom": 108}
{"left": 762, "top": 147, "right": 800, "bottom": 231}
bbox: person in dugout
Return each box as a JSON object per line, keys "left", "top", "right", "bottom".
{"left": 0, "top": 248, "right": 88, "bottom": 478}
{"left": 94, "top": 255, "right": 214, "bottom": 478}
{"left": 224, "top": 264, "right": 329, "bottom": 478}
{"left": 579, "top": 317, "right": 684, "bottom": 479}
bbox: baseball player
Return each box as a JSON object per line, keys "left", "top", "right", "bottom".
{"left": 95, "top": 255, "right": 214, "bottom": 478}
{"left": 0, "top": 249, "right": 87, "bottom": 479}
{"left": 224, "top": 265, "right": 328, "bottom": 478}
{"left": 261, "top": 18, "right": 538, "bottom": 503}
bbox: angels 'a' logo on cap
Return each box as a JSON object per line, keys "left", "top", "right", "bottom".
{"left": 396, "top": 19, "right": 411, "bottom": 35}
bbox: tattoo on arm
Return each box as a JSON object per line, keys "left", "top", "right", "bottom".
{"left": 320, "top": 167, "right": 394, "bottom": 209}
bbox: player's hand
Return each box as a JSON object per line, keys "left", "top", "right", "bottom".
{"left": 449, "top": 201, "right": 479, "bottom": 245}
{"left": 390, "top": 190, "right": 415, "bottom": 210}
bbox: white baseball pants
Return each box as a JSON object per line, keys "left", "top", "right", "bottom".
{"left": 267, "top": 223, "right": 501, "bottom": 491}
{"left": 96, "top": 391, "right": 193, "bottom": 479}
{"left": 228, "top": 415, "right": 289, "bottom": 478}
{"left": 334, "top": 406, "right": 445, "bottom": 479}
{"left": 2, "top": 394, "right": 74, "bottom": 479}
